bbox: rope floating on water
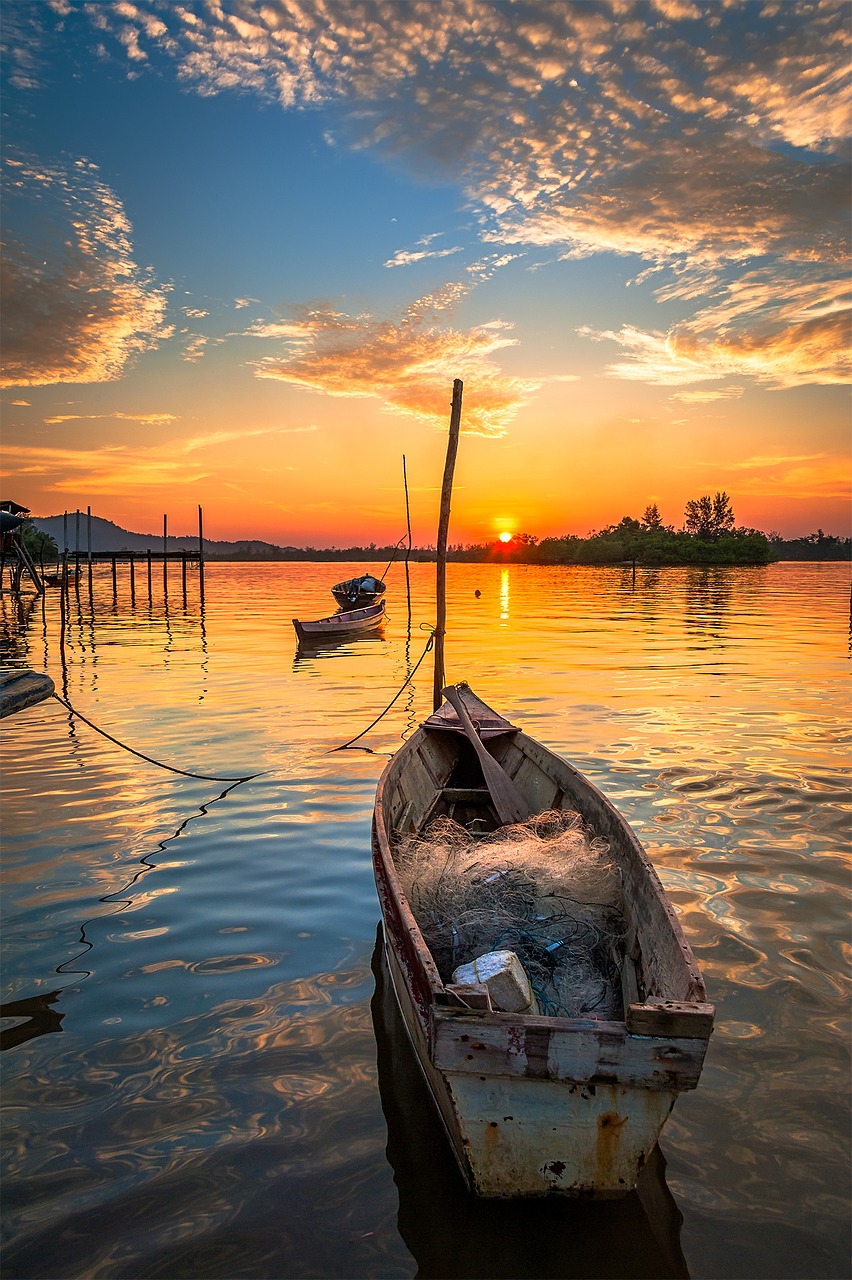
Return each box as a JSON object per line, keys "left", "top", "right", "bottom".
{"left": 51, "top": 693, "right": 261, "bottom": 783}
{"left": 331, "top": 627, "right": 435, "bottom": 752}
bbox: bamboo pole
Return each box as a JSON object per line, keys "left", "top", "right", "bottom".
{"left": 432, "top": 378, "right": 463, "bottom": 711}
{"left": 402, "top": 454, "right": 412, "bottom": 626}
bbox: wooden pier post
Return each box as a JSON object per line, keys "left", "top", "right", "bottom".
{"left": 147, "top": 549, "right": 153, "bottom": 604}
{"left": 86, "top": 506, "right": 93, "bottom": 595}
{"left": 111, "top": 555, "right": 118, "bottom": 597}
{"left": 433, "top": 378, "right": 463, "bottom": 711}
{"left": 130, "top": 555, "right": 136, "bottom": 603}
{"left": 163, "top": 514, "right": 168, "bottom": 590}
{"left": 198, "top": 504, "right": 205, "bottom": 601}
{"left": 59, "top": 556, "right": 67, "bottom": 670}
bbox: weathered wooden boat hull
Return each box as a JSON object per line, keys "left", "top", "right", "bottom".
{"left": 372, "top": 687, "right": 714, "bottom": 1199}
{"left": 371, "top": 927, "right": 690, "bottom": 1276}
{"left": 331, "top": 574, "right": 386, "bottom": 608}
{"left": 292, "top": 600, "right": 385, "bottom": 642}
{"left": 0, "top": 668, "right": 55, "bottom": 718}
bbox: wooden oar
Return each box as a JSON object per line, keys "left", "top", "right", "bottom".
{"left": 442, "top": 684, "right": 529, "bottom": 825}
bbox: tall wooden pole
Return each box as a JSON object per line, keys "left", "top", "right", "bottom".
{"left": 86, "top": 505, "right": 93, "bottom": 597}
{"left": 432, "top": 378, "right": 463, "bottom": 711}
{"left": 198, "top": 504, "right": 205, "bottom": 601}
{"left": 402, "top": 454, "right": 412, "bottom": 626}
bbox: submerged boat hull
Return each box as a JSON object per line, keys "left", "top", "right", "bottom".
{"left": 372, "top": 686, "right": 714, "bottom": 1199}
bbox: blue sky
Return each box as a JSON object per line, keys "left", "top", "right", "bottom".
{"left": 2, "top": 1, "right": 849, "bottom": 544}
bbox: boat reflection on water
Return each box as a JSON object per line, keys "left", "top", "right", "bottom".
{"left": 293, "top": 628, "right": 386, "bottom": 665}
{"left": 370, "top": 927, "right": 690, "bottom": 1280}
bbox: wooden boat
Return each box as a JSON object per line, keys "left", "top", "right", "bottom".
{"left": 331, "top": 573, "right": 386, "bottom": 608}
{"left": 370, "top": 925, "right": 690, "bottom": 1274}
{"left": 0, "top": 668, "right": 55, "bottom": 718}
{"left": 372, "top": 681, "right": 714, "bottom": 1199}
{"left": 292, "top": 599, "right": 385, "bottom": 643}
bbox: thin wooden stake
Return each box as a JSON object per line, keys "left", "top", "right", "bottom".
{"left": 433, "top": 378, "right": 463, "bottom": 711}
{"left": 402, "top": 454, "right": 412, "bottom": 626}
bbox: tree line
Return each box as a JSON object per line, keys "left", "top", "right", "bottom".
{"left": 21, "top": 492, "right": 850, "bottom": 565}
{"left": 450, "top": 494, "right": 849, "bottom": 566}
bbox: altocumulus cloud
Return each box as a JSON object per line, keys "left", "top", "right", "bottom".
{"left": 14, "top": 1, "right": 852, "bottom": 392}
{"left": 1, "top": 154, "right": 172, "bottom": 387}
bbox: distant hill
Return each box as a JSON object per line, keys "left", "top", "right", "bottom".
{"left": 31, "top": 513, "right": 292, "bottom": 558}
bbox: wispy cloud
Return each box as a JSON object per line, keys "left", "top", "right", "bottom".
{"left": 583, "top": 267, "right": 851, "bottom": 388}
{"left": 670, "top": 386, "right": 745, "bottom": 404}
{"left": 0, "top": 424, "right": 313, "bottom": 496}
{"left": 43, "top": 411, "right": 178, "bottom": 426}
{"left": 1, "top": 153, "right": 172, "bottom": 387}
{"left": 703, "top": 452, "right": 850, "bottom": 501}
{"left": 384, "top": 233, "right": 464, "bottom": 268}
{"left": 253, "top": 291, "right": 537, "bottom": 436}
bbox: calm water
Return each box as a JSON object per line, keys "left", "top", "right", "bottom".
{"left": 1, "top": 561, "right": 849, "bottom": 1280}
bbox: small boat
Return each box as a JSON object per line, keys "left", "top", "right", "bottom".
{"left": 0, "top": 667, "right": 56, "bottom": 718}
{"left": 372, "top": 681, "right": 714, "bottom": 1199}
{"left": 331, "top": 573, "right": 386, "bottom": 608}
{"left": 370, "top": 926, "right": 690, "bottom": 1274}
{"left": 292, "top": 599, "right": 385, "bottom": 643}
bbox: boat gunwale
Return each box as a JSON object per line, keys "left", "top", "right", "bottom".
{"left": 373, "top": 715, "right": 711, "bottom": 1046}
{"left": 292, "top": 599, "right": 385, "bottom": 638}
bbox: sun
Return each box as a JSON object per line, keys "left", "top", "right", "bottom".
{"left": 498, "top": 531, "right": 513, "bottom": 543}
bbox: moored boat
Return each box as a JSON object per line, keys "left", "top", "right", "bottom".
{"left": 292, "top": 599, "right": 385, "bottom": 643}
{"left": 0, "top": 667, "right": 56, "bottom": 718}
{"left": 331, "top": 573, "right": 386, "bottom": 608}
{"left": 372, "top": 681, "right": 714, "bottom": 1198}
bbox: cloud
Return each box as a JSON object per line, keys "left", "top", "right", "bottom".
{"left": 583, "top": 267, "right": 852, "bottom": 388}
{"left": 253, "top": 292, "right": 537, "bottom": 435}
{"left": 42, "top": 411, "right": 178, "bottom": 426}
{"left": 670, "top": 386, "right": 744, "bottom": 403}
{"left": 1, "top": 153, "right": 172, "bottom": 387}
{"left": 0, "top": 424, "right": 311, "bottom": 496}
{"left": 12, "top": 0, "right": 851, "bottom": 391}
{"left": 182, "top": 333, "right": 210, "bottom": 362}
{"left": 384, "top": 244, "right": 464, "bottom": 268}
{"left": 705, "top": 452, "right": 850, "bottom": 501}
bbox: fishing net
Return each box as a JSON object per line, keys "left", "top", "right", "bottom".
{"left": 395, "top": 810, "right": 626, "bottom": 1018}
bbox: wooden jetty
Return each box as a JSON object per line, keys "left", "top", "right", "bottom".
{"left": 1, "top": 504, "right": 207, "bottom": 601}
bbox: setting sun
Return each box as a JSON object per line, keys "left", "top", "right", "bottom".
{"left": 499, "top": 532, "right": 513, "bottom": 543}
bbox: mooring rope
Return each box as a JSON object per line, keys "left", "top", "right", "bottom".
{"left": 51, "top": 693, "right": 261, "bottom": 782}
{"left": 378, "top": 536, "right": 407, "bottom": 583}
{"left": 331, "top": 626, "right": 435, "bottom": 752}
